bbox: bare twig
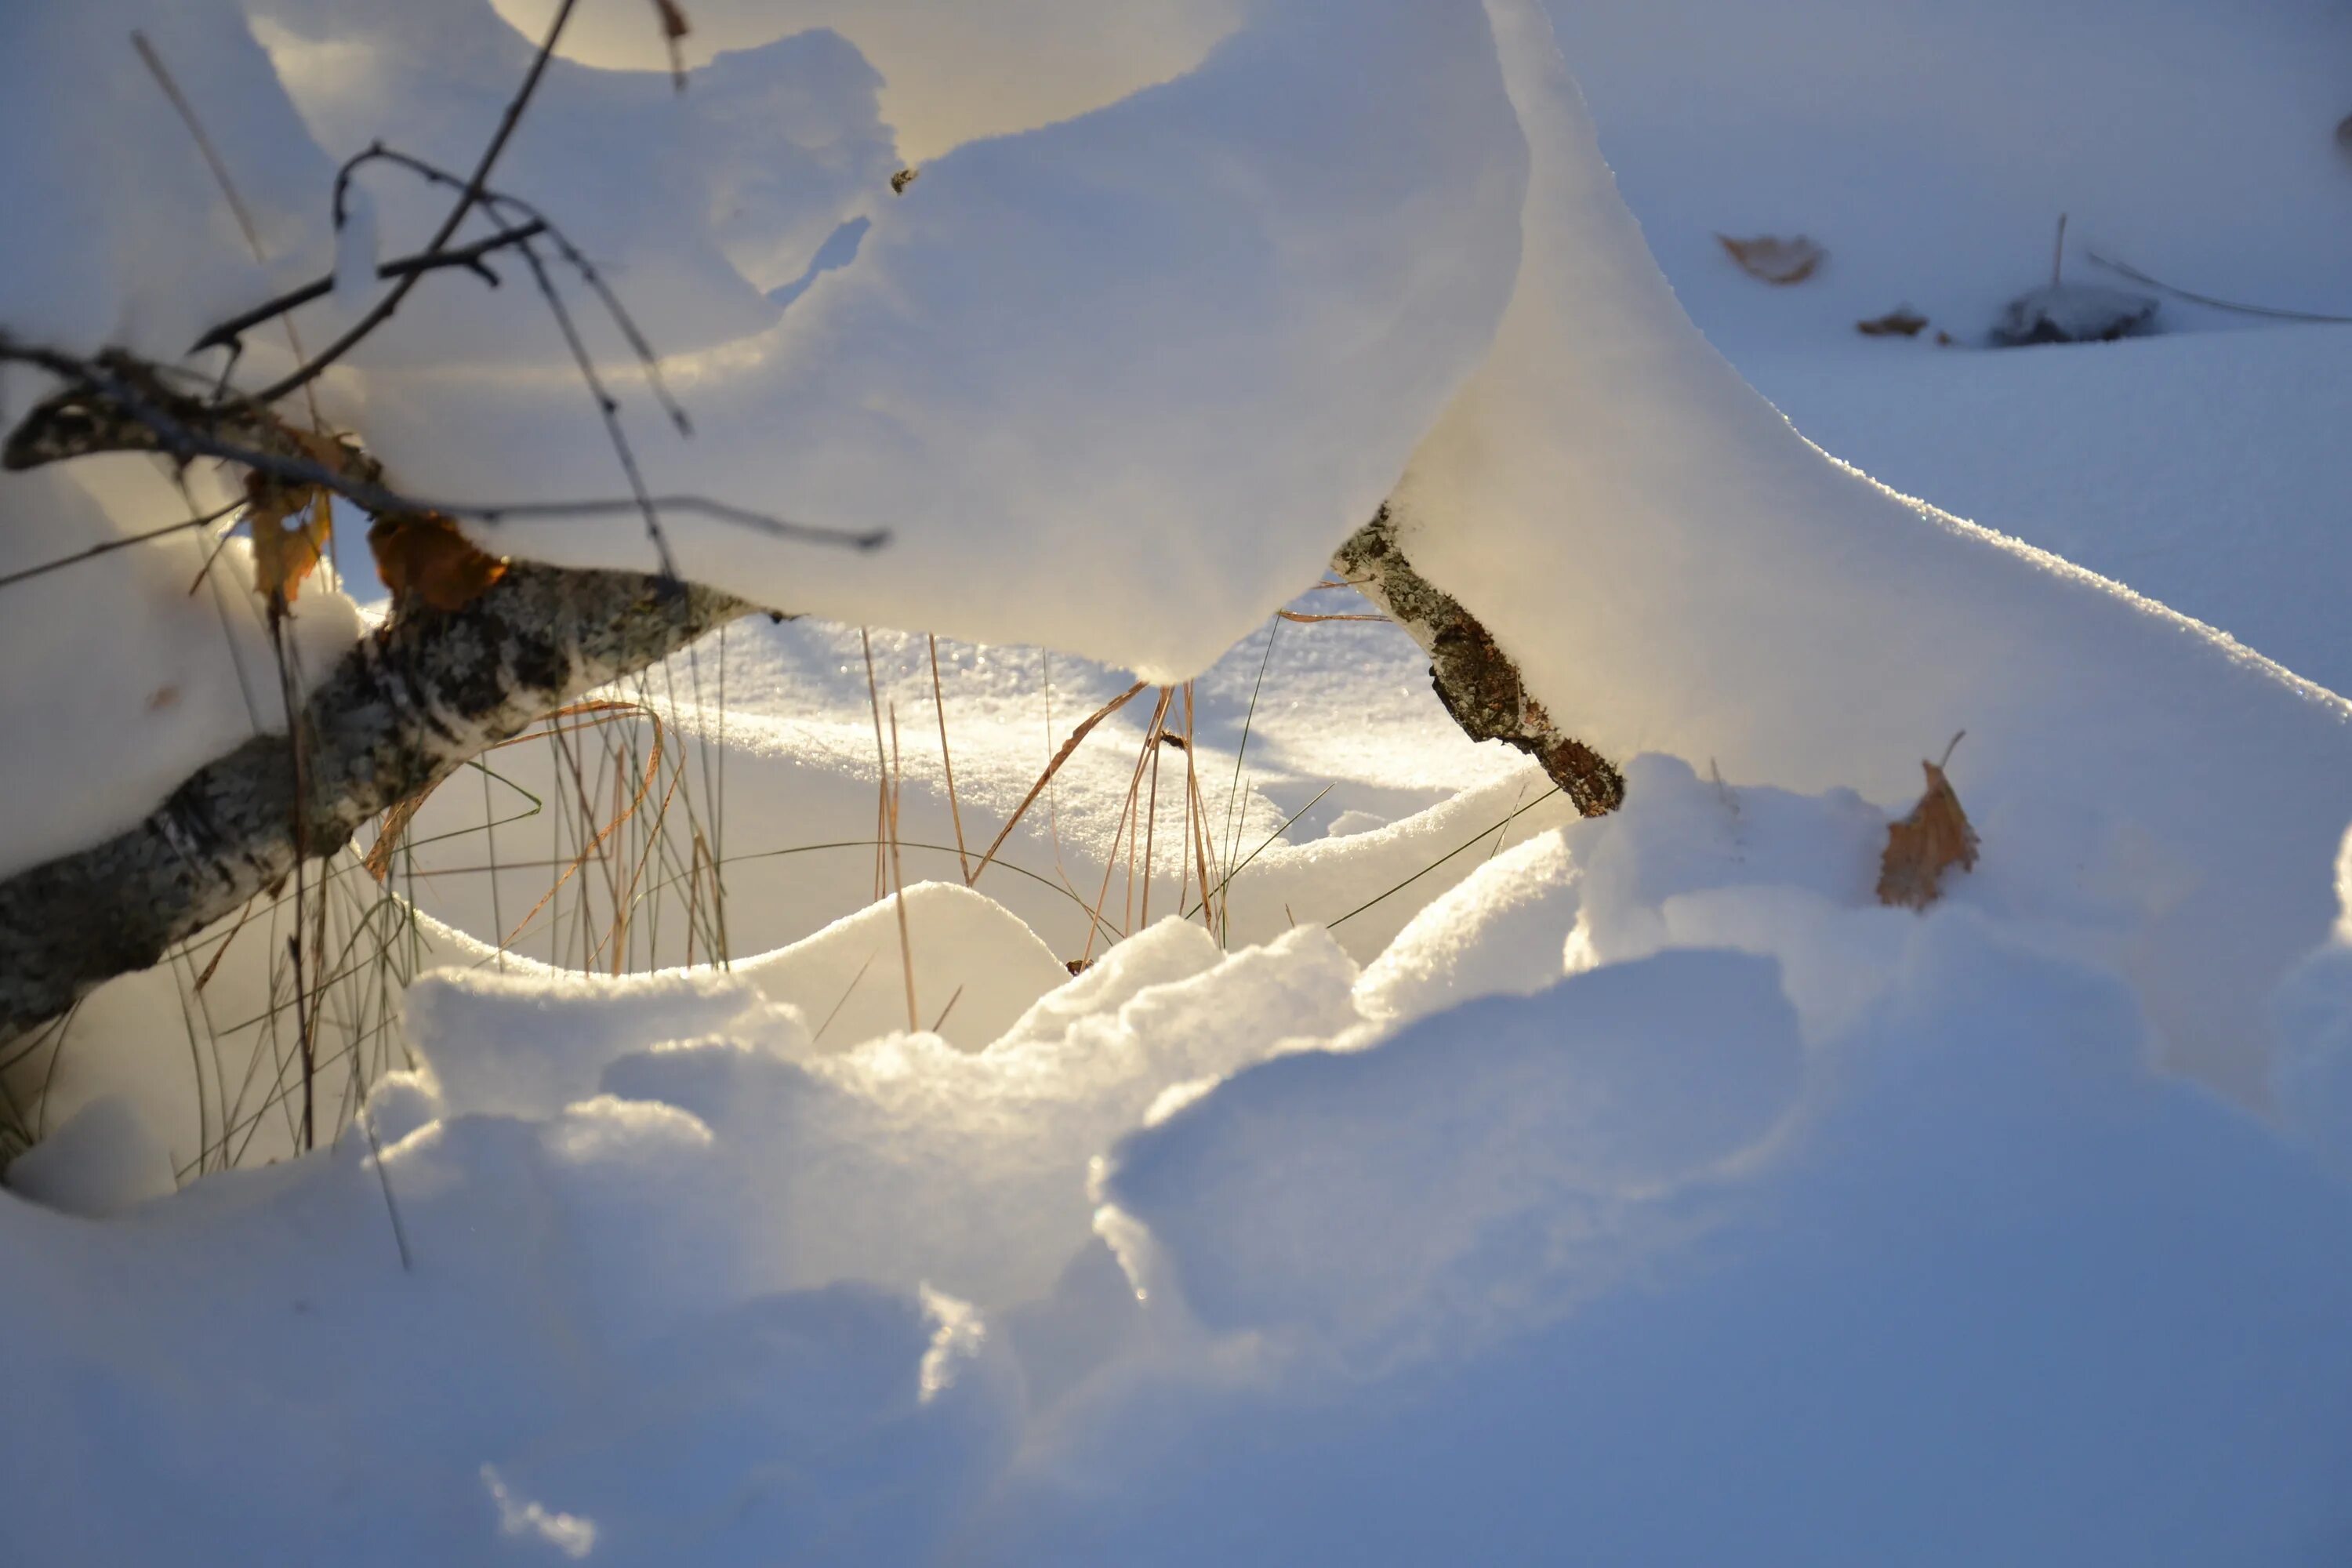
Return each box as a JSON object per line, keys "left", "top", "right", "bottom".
{"left": 509, "top": 234, "right": 680, "bottom": 580}
{"left": 325, "top": 144, "right": 691, "bottom": 435}
{"left": 191, "top": 222, "right": 550, "bottom": 355}
{"left": 0, "top": 338, "right": 885, "bottom": 553}
{"left": 255, "top": 0, "right": 583, "bottom": 403}
{"left": 2085, "top": 251, "right": 2352, "bottom": 325}
{"left": 0, "top": 499, "right": 241, "bottom": 593}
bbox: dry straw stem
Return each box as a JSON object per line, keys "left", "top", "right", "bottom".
{"left": 930, "top": 635, "right": 973, "bottom": 882}
{"left": 860, "top": 630, "right": 919, "bottom": 1033}
{"left": 1080, "top": 686, "right": 1175, "bottom": 963}
{"left": 971, "top": 680, "right": 1151, "bottom": 885}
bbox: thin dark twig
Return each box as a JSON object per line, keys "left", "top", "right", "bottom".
{"left": 1, "top": 336, "right": 884, "bottom": 553}
{"left": 130, "top": 32, "right": 267, "bottom": 252}
{"left": 2085, "top": 251, "right": 2352, "bottom": 326}
{"left": 463, "top": 495, "right": 884, "bottom": 550}
{"left": 1185, "top": 782, "right": 1334, "bottom": 922}
{"left": 1327, "top": 786, "right": 1563, "bottom": 930}
{"left": 510, "top": 234, "right": 679, "bottom": 581}
{"left": 325, "top": 144, "right": 691, "bottom": 434}
{"left": 254, "top": 0, "right": 582, "bottom": 403}
{"left": 0, "top": 499, "right": 240, "bottom": 593}
{"left": 191, "top": 222, "right": 548, "bottom": 354}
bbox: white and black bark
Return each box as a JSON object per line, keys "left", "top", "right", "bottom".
{"left": 0, "top": 561, "right": 748, "bottom": 1047}
{"left": 1334, "top": 505, "right": 1623, "bottom": 816}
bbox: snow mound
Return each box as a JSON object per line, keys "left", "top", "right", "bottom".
{"left": 1105, "top": 945, "right": 1804, "bottom": 1359}
{"left": 0, "top": 0, "right": 332, "bottom": 361}
{"left": 979, "top": 913, "right": 2352, "bottom": 1566}
{"left": 1392, "top": 0, "right": 2352, "bottom": 1099}
{"left": 603, "top": 920, "right": 1362, "bottom": 1308}
{"left": 1352, "top": 826, "right": 1583, "bottom": 1025}
{"left": 735, "top": 879, "right": 1069, "bottom": 1054}
{"left": 9, "top": 748, "right": 2352, "bottom": 1562}
{"left": 281, "top": 0, "right": 1530, "bottom": 680}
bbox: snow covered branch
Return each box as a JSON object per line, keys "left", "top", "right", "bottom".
{"left": 1335, "top": 506, "right": 1623, "bottom": 815}
{"left": 0, "top": 557, "right": 748, "bottom": 1047}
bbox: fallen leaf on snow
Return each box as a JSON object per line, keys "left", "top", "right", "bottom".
{"left": 1857, "top": 306, "right": 1929, "bottom": 337}
{"left": 1717, "top": 232, "right": 1826, "bottom": 285}
{"left": 1877, "top": 735, "right": 1980, "bottom": 909}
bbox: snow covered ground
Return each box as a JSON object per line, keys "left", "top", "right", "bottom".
{"left": 4, "top": 0, "right": 2352, "bottom": 1561}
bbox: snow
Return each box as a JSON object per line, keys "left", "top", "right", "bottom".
{"left": 0, "top": 462, "right": 360, "bottom": 880}
{"left": 252, "top": 0, "right": 1532, "bottom": 681}
{"left": 0, "top": 0, "right": 333, "bottom": 361}
{"left": 9, "top": 759, "right": 2352, "bottom": 1562}
{"left": 7, "top": 0, "right": 2352, "bottom": 1559}
{"left": 1392, "top": 0, "right": 2352, "bottom": 1099}
{"left": 491, "top": 0, "right": 1247, "bottom": 163}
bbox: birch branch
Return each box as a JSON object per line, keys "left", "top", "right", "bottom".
{"left": 1334, "top": 505, "right": 1623, "bottom": 816}
{"left": 0, "top": 559, "right": 749, "bottom": 1047}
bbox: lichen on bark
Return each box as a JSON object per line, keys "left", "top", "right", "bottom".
{"left": 1334, "top": 505, "right": 1622, "bottom": 816}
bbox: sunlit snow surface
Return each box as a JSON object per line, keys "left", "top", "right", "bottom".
{"left": 4, "top": 0, "right": 2352, "bottom": 1561}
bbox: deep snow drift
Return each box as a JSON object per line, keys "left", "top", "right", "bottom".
{"left": 3, "top": 0, "right": 2351, "bottom": 1562}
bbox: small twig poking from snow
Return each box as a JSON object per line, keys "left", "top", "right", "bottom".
{"left": 1181, "top": 683, "right": 1218, "bottom": 935}
{"left": 1082, "top": 688, "right": 1174, "bottom": 967}
{"left": 811, "top": 951, "right": 877, "bottom": 1047}
{"left": 1219, "top": 618, "right": 1281, "bottom": 938}
{"left": 1184, "top": 782, "right": 1333, "bottom": 924}
{"left": 1140, "top": 688, "right": 1167, "bottom": 927}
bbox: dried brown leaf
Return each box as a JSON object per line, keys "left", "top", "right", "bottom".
{"left": 369, "top": 513, "right": 510, "bottom": 613}
{"left": 1717, "top": 232, "right": 1826, "bottom": 285}
{"left": 1857, "top": 306, "right": 1930, "bottom": 338}
{"left": 1876, "top": 736, "right": 1980, "bottom": 909}
{"left": 247, "top": 475, "right": 329, "bottom": 606}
